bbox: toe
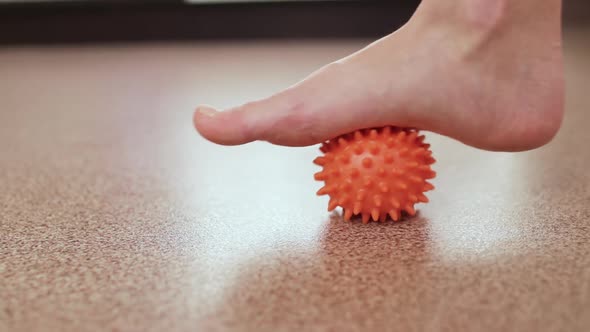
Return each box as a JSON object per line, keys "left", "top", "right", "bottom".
{"left": 193, "top": 61, "right": 400, "bottom": 146}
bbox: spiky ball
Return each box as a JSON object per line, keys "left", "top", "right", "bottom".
{"left": 313, "top": 126, "right": 436, "bottom": 223}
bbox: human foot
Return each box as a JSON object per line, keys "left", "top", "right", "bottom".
{"left": 193, "top": 0, "right": 565, "bottom": 152}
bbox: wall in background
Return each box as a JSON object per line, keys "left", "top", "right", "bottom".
{"left": 0, "top": 0, "right": 587, "bottom": 45}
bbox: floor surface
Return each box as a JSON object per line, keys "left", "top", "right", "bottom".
{"left": 1, "top": 25, "right": 589, "bottom": 332}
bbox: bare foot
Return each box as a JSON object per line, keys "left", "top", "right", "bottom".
{"left": 193, "top": 0, "right": 565, "bottom": 152}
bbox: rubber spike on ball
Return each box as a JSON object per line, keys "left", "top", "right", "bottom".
{"left": 314, "top": 126, "right": 436, "bottom": 223}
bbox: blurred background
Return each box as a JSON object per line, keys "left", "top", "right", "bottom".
{"left": 1, "top": 0, "right": 587, "bottom": 45}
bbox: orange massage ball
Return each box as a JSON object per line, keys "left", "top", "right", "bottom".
{"left": 313, "top": 126, "right": 436, "bottom": 223}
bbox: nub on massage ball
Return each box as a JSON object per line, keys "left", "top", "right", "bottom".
{"left": 313, "top": 126, "right": 436, "bottom": 223}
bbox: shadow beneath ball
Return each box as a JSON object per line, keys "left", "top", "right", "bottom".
{"left": 330, "top": 209, "right": 422, "bottom": 224}
{"left": 199, "top": 206, "right": 435, "bottom": 330}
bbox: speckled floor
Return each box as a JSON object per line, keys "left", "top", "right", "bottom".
{"left": 1, "top": 25, "right": 589, "bottom": 332}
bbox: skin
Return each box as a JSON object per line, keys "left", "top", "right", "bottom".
{"left": 193, "top": 0, "right": 565, "bottom": 152}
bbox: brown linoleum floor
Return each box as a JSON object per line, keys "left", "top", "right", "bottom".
{"left": 1, "top": 24, "right": 589, "bottom": 332}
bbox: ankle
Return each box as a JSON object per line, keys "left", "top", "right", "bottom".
{"left": 407, "top": 0, "right": 510, "bottom": 60}
{"left": 414, "top": 0, "right": 507, "bottom": 31}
